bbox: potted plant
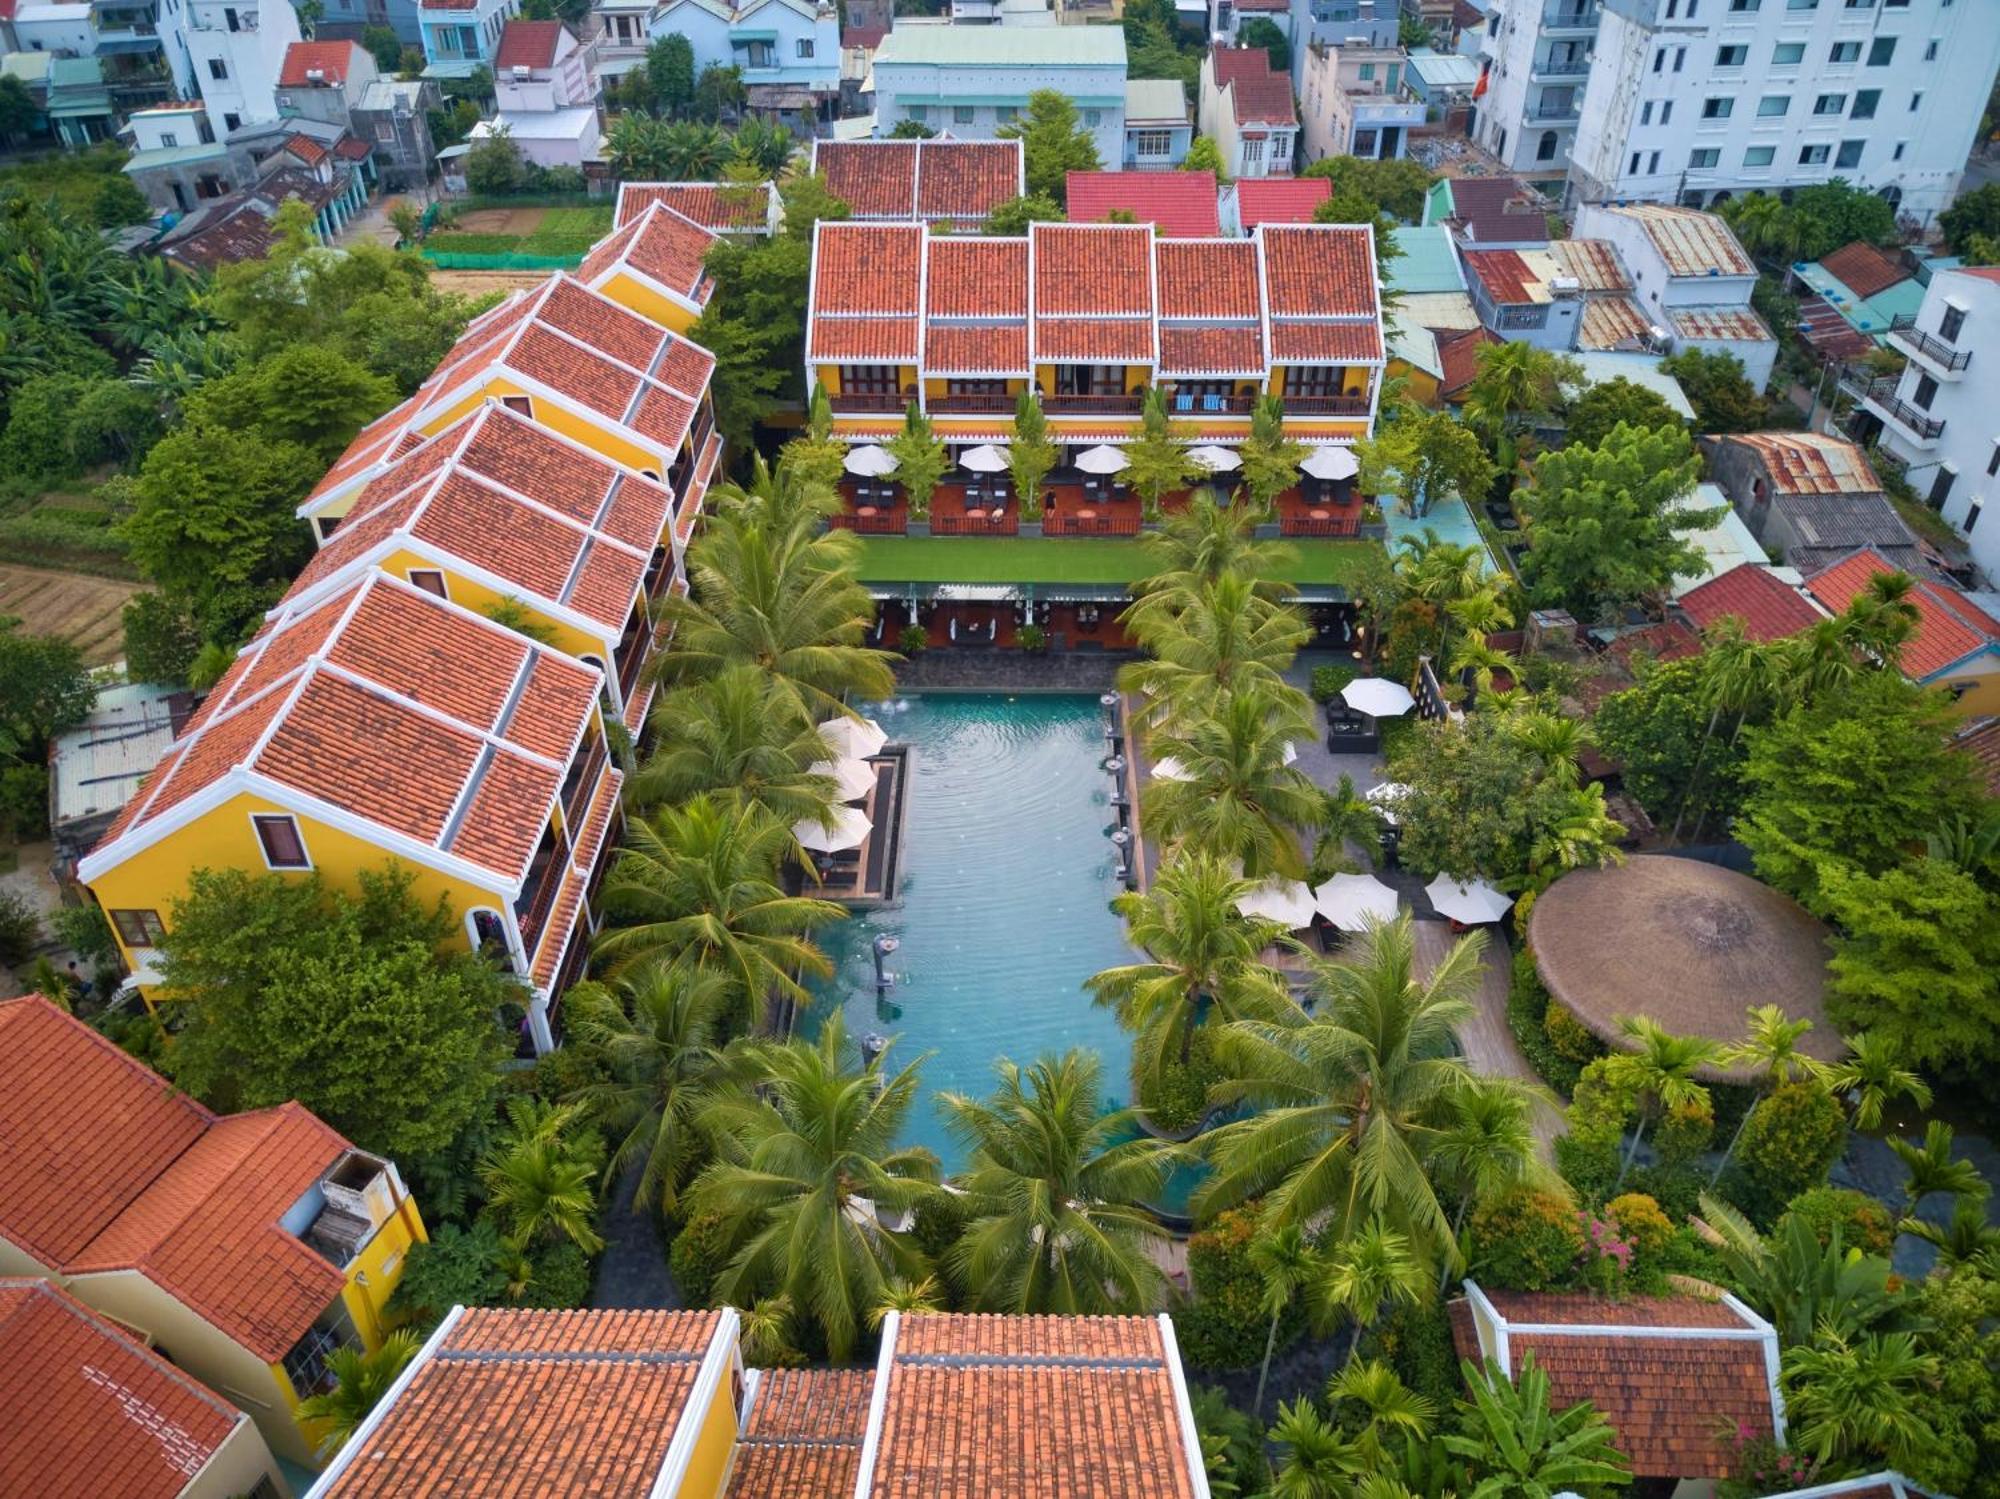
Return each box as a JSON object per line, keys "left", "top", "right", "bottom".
{"left": 897, "top": 623, "right": 928, "bottom": 655}
{"left": 1017, "top": 622, "right": 1048, "bottom": 652}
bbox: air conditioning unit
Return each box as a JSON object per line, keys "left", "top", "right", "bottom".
{"left": 512, "top": 63, "right": 530, "bottom": 77}
{"left": 305, "top": 65, "right": 324, "bottom": 80}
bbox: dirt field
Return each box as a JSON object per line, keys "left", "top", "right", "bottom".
{"left": 0, "top": 564, "right": 145, "bottom": 665}
{"left": 427, "top": 267, "right": 561, "bottom": 296}
{"left": 450, "top": 206, "right": 549, "bottom": 235}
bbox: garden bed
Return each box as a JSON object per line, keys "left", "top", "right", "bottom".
{"left": 425, "top": 205, "right": 615, "bottom": 263}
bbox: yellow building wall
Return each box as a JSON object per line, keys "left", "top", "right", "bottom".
{"left": 189, "top": 1420, "right": 292, "bottom": 1499}
{"left": 1939, "top": 662, "right": 2000, "bottom": 718}
{"left": 87, "top": 792, "right": 511, "bottom": 999}
{"left": 417, "top": 378, "right": 667, "bottom": 477}
{"left": 372, "top": 547, "right": 612, "bottom": 663}
{"left": 920, "top": 377, "right": 1030, "bottom": 400}
{"left": 1269, "top": 366, "right": 1369, "bottom": 397}
{"left": 595, "top": 270, "right": 699, "bottom": 337}
{"left": 673, "top": 1368, "right": 744, "bottom": 1499}
{"left": 337, "top": 1197, "right": 429, "bottom": 1353}
{"left": 817, "top": 365, "right": 917, "bottom": 398}
{"left": 1387, "top": 357, "right": 1442, "bottom": 409}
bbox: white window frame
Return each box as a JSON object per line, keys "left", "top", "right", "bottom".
{"left": 408, "top": 567, "right": 449, "bottom": 597}
{"left": 251, "top": 812, "right": 313, "bottom": 870}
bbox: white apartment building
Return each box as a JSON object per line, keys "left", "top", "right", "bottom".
{"left": 1470, "top": 0, "right": 1599, "bottom": 179}
{"left": 1299, "top": 37, "right": 1425, "bottom": 161}
{"left": 173, "top": 0, "right": 303, "bottom": 132}
{"left": 869, "top": 26, "right": 1127, "bottom": 161}
{"left": 1865, "top": 266, "right": 2000, "bottom": 582}
{"left": 1569, "top": 0, "right": 2000, "bottom": 227}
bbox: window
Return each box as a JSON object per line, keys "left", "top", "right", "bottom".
{"left": 1649, "top": 150, "right": 1661, "bottom": 173}
{"left": 1241, "top": 136, "right": 1264, "bottom": 167}
{"left": 1943, "top": 304, "right": 1970, "bottom": 343}
{"left": 500, "top": 394, "right": 531, "bottom": 417}
{"left": 1660, "top": 101, "right": 1672, "bottom": 123}
{"left": 1867, "top": 36, "right": 1894, "bottom": 64}
{"left": 1987, "top": 441, "right": 1999, "bottom": 477}
{"left": 1537, "top": 129, "right": 1558, "bottom": 161}
{"left": 1829, "top": 41, "right": 1860, "bottom": 63}
{"left": 1835, "top": 139, "right": 1863, "bottom": 168}
{"left": 1772, "top": 42, "right": 1805, "bottom": 64}
{"left": 208, "top": 57, "right": 228, "bottom": 79}
{"left": 1629, "top": 150, "right": 1642, "bottom": 174}
{"left": 1911, "top": 92, "right": 1923, "bottom": 111}
{"left": 1084, "top": 108, "right": 1102, "bottom": 127}
{"left": 995, "top": 105, "right": 1016, "bottom": 122}
{"left": 1653, "top": 48, "right": 1665, "bottom": 73}
{"left": 1893, "top": 141, "right": 1906, "bottom": 160}
{"left": 907, "top": 105, "right": 926, "bottom": 122}
{"left": 254, "top": 814, "right": 310, "bottom": 869}
{"left": 1913, "top": 373, "right": 1939, "bottom": 410}
{"left": 1641, "top": 102, "right": 1652, "bottom": 125}
{"left": 1353, "top": 128, "right": 1378, "bottom": 155}
{"left": 1967, "top": 503, "right": 1983, "bottom": 533}
{"left": 1716, "top": 45, "right": 1747, "bottom": 67}
{"left": 1852, "top": 88, "right": 1879, "bottom": 119}
{"left": 1799, "top": 144, "right": 1831, "bottom": 164}
{"left": 110, "top": 909, "right": 167, "bottom": 947}
{"left": 1744, "top": 144, "right": 1776, "bottom": 166}
{"left": 1757, "top": 95, "right": 1790, "bottom": 116}
{"left": 1922, "top": 38, "right": 1938, "bottom": 60}
{"left": 1673, "top": 47, "right": 1685, "bottom": 71}
{"left": 1702, "top": 97, "right": 1733, "bottom": 118}
{"left": 1133, "top": 128, "right": 1172, "bottom": 157}
{"left": 1813, "top": 94, "right": 1846, "bottom": 115}
{"left": 160, "top": 130, "right": 179, "bottom": 147}
{"left": 795, "top": 37, "right": 812, "bottom": 57}
{"left": 1690, "top": 148, "right": 1720, "bottom": 168}
{"left": 1928, "top": 465, "right": 1953, "bottom": 507}
{"left": 1358, "top": 62, "right": 1374, "bottom": 79}
{"left": 1730, "top": 0, "right": 1759, "bottom": 9}
{"left": 953, "top": 104, "right": 974, "bottom": 123}
{"left": 1785, "top": 0, "right": 1816, "bottom": 7}
{"left": 409, "top": 568, "right": 448, "bottom": 597}
{"left": 223, "top": 112, "right": 240, "bottom": 131}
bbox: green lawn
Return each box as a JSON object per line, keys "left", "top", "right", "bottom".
{"left": 853, "top": 536, "right": 1379, "bottom": 587}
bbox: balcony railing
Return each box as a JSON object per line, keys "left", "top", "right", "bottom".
{"left": 1886, "top": 324, "right": 1972, "bottom": 373}
{"left": 1281, "top": 512, "right": 1362, "bottom": 537}
{"left": 562, "top": 740, "right": 606, "bottom": 830}
{"left": 1045, "top": 510, "right": 1140, "bottom": 536}
{"left": 1544, "top": 2, "right": 1596, "bottom": 27}
{"left": 829, "top": 391, "right": 906, "bottom": 414}
{"left": 931, "top": 511, "right": 1017, "bottom": 535}
{"left": 1167, "top": 391, "right": 1258, "bottom": 416}
{"left": 1044, "top": 392, "right": 1143, "bottom": 414}
{"left": 1281, "top": 394, "right": 1371, "bottom": 416}
{"left": 1862, "top": 378, "right": 1946, "bottom": 441}
{"left": 1529, "top": 102, "right": 1580, "bottom": 121}
{"left": 1532, "top": 57, "right": 1589, "bottom": 77}
{"left": 828, "top": 510, "right": 907, "bottom": 533}
{"left": 514, "top": 837, "right": 568, "bottom": 958}
{"left": 929, "top": 392, "right": 1017, "bottom": 414}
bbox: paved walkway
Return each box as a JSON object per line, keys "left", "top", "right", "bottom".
{"left": 1411, "top": 919, "right": 1564, "bottom": 1155}
{"left": 589, "top": 1166, "right": 681, "bottom": 1310}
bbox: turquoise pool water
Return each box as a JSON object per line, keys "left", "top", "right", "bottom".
{"left": 807, "top": 694, "right": 1139, "bottom": 1172}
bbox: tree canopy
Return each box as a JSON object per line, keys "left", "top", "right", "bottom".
{"left": 998, "top": 89, "right": 1102, "bottom": 204}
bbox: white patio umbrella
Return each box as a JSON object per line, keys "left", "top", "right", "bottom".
{"left": 1365, "top": 780, "right": 1411, "bottom": 828}
{"left": 811, "top": 757, "right": 877, "bottom": 801}
{"left": 1425, "top": 875, "right": 1514, "bottom": 925}
{"left": 1150, "top": 756, "right": 1194, "bottom": 782}
{"left": 960, "top": 443, "right": 1009, "bottom": 473}
{"left": 819, "top": 715, "right": 887, "bottom": 759}
{"left": 795, "top": 804, "right": 872, "bottom": 853}
{"left": 1188, "top": 444, "right": 1242, "bottom": 473}
{"left": 1301, "top": 445, "right": 1361, "bottom": 481}
{"left": 1075, "top": 444, "right": 1129, "bottom": 475}
{"left": 1342, "top": 677, "right": 1417, "bottom": 718}
{"left": 1313, "top": 873, "right": 1401, "bottom": 931}
{"left": 1237, "top": 876, "right": 1318, "bottom": 929}
{"left": 844, "top": 444, "right": 897, "bottom": 477}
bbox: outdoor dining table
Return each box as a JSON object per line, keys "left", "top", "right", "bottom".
{"left": 1309, "top": 508, "right": 1330, "bottom": 520}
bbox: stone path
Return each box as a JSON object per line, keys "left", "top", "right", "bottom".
{"left": 589, "top": 1166, "right": 681, "bottom": 1310}
{"left": 1410, "top": 919, "right": 1564, "bottom": 1155}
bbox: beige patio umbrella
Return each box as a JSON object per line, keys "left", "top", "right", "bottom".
{"left": 1313, "top": 873, "right": 1400, "bottom": 931}
{"left": 1236, "top": 876, "right": 1317, "bottom": 929}
{"left": 811, "top": 758, "right": 878, "bottom": 802}
{"left": 819, "top": 715, "right": 888, "bottom": 759}
{"left": 795, "top": 805, "right": 872, "bottom": 853}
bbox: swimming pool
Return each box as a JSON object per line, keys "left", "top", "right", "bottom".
{"left": 807, "top": 693, "right": 1140, "bottom": 1172}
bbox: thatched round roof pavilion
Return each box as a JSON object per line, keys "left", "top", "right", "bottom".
{"left": 1527, "top": 855, "right": 1842, "bottom": 1084}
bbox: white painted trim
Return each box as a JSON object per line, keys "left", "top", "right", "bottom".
{"left": 1463, "top": 1278, "right": 1509, "bottom": 1373}
{"left": 850, "top": 1308, "right": 900, "bottom": 1499}
{"left": 304, "top": 1306, "right": 463, "bottom": 1497}
{"left": 248, "top": 811, "right": 312, "bottom": 871}
{"left": 648, "top": 1306, "right": 740, "bottom": 1499}
{"left": 1722, "top": 1291, "right": 1787, "bottom": 1444}
{"left": 1766, "top": 1476, "right": 1913, "bottom": 1499}
{"left": 1157, "top": 1312, "right": 1212, "bottom": 1499}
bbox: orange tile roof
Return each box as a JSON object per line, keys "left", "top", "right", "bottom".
{"left": 926, "top": 236, "right": 1029, "bottom": 318}
{"left": 279, "top": 39, "right": 364, "bottom": 87}
{"left": 1158, "top": 324, "right": 1265, "bottom": 376}
{"left": 1677, "top": 563, "right": 1822, "bottom": 642}
{"left": 578, "top": 199, "right": 718, "bottom": 306}
{"left": 1033, "top": 223, "right": 1155, "bottom": 316}
{"left": 1232, "top": 176, "right": 1329, "bottom": 229}
{"left": 1954, "top": 717, "right": 2000, "bottom": 797}
{"left": 812, "top": 139, "right": 1022, "bottom": 222}
{"left": 1462, "top": 248, "right": 1540, "bottom": 305}
{"left": 320, "top": 1308, "right": 727, "bottom": 1498}
{"left": 1804, "top": 546, "right": 2000, "bottom": 680}
{"left": 1820, "top": 240, "right": 1908, "bottom": 301}
{"left": 1451, "top": 1288, "right": 1778, "bottom": 1480}
{"left": 0, "top": 1278, "right": 245, "bottom": 1499}
{"left": 815, "top": 138, "right": 920, "bottom": 216}
{"left": 615, "top": 180, "right": 775, "bottom": 231}
{"left": 494, "top": 18, "right": 564, "bottom": 69}
{"left": 1067, "top": 172, "right": 1221, "bottom": 238}
{"left": 284, "top": 133, "right": 331, "bottom": 167}
{"left": 925, "top": 324, "right": 1029, "bottom": 376}
{"left": 1260, "top": 223, "right": 1376, "bottom": 318}
{"left": 0, "top": 998, "right": 365, "bottom": 1362}
{"left": 1156, "top": 237, "right": 1260, "bottom": 319}
{"left": 809, "top": 221, "right": 927, "bottom": 364}
{"left": 90, "top": 573, "right": 599, "bottom": 885}
{"left": 1210, "top": 45, "right": 1295, "bottom": 125}
{"left": 861, "top": 1314, "right": 1201, "bottom": 1499}
{"left": 724, "top": 1367, "right": 873, "bottom": 1499}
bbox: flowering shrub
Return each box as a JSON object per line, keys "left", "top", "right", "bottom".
{"left": 1575, "top": 1210, "right": 1634, "bottom": 1294}
{"left": 1717, "top": 1426, "right": 1822, "bottom": 1497}
{"left": 1779, "top": 1186, "right": 1895, "bottom": 1257}
{"left": 1543, "top": 1000, "right": 1603, "bottom": 1064}
{"left": 1470, "top": 1186, "right": 1587, "bottom": 1291}
{"left": 1603, "top": 1193, "right": 1674, "bottom": 1259}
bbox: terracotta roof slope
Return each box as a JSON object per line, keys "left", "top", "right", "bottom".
{"left": 579, "top": 198, "right": 718, "bottom": 306}
{"left": 1804, "top": 546, "right": 2000, "bottom": 679}
{"left": 812, "top": 139, "right": 1022, "bottom": 223}
{"left": 1211, "top": 45, "right": 1296, "bottom": 125}
{"left": 725, "top": 1368, "right": 874, "bottom": 1499}
{"left": 0, "top": 1278, "right": 245, "bottom": 1499}
{"left": 1677, "top": 563, "right": 1823, "bottom": 642}
{"left": 494, "top": 18, "right": 564, "bottom": 69}
{"left": 614, "top": 180, "right": 775, "bottom": 231}
{"left": 1066, "top": 171, "right": 1220, "bottom": 237}
{"left": 1233, "top": 176, "right": 1329, "bottom": 228}
{"left": 1820, "top": 240, "right": 1908, "bottom": 301}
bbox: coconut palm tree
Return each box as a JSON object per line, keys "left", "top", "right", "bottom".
{"left": 869, "top": 1275, "right": 944, "bottom": 1329}
{"left": 630, "top": 667, "right": 842, "bottom": 830}
{"left": 1125, "top": 491, "right": 1295, "bottom": 634}
{"left": 296, "top": 1330, "right": 423, "bottom": 1459}
{"left": 1430, "top": 1078, "right": 1550, "bottom": 1288}
{"left": 1823, "top": 1030, "right": 1932, "bottom": 1131}
{"left": 1196, "top": 916, "right": 1499, "bottom": 1270}
{"left": 1888, "top": 1120, "right": 1987, "bottom": 1218}
{"left": 1507, "top": 711, "right": 1588, "bottom": 790}
{"left": 595, "top": 795, "right": 843, "bottom": 1023}
{"left": 940, "top": 1049, "right": 1172, "bottom": 1315}
{"left": 1781, "top": 1330, "right": 1943, "bottom": 1473}
{"left": 1089, "top": 854, "right": 1294, "bottom": 1085}
{"left": 1603, "top": 1017, "right": 1719, "bottom": 1185}
{"left": 1250, "top": 1224, "right": 1322, "bottom": 1418}
{"left": 688, "top": 1016, "right": 939, "bottom": 1361}
{"left": 478, "top": 1103, "right": 604, "bottom": 1254}
{"left": 1142, "top": 686, "right": 1324, "bottom": 879}
{"left": 1442, "top": 1353, "right": 1631, "bottom": 1498}
{"left": 565, "top": 962, "right": 737, "bottom": 1216}
{"left": 1779, "top": 617, "right": 1861, "bottom": 705}
{"left": 1839, "top": 569, "right": 1922, "bottom": 668}
{"left": 1120, "top": 573, "right": 1312, "bottom": 724}
{"left": 1311, "top": 774, "right": 1386, "bottom": 881}
{"left": 1524, "top": 784, "right": 1626, "bottom": 889}
{"left": 1709, "top": 1004, "right": 1828, "bottom": 1184}
{"left": 738, "top": 1294, "right": 799, "bottom": 1365}
{"left": 1322, "top": 1217, "right": 1430, "bottom": 1368}
{"left": 651, "top": 487, "right": 895, "bottom": 724}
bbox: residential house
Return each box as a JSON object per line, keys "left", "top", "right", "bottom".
{"left": 1572, "top": 200, "right": 1776, "bottom": 390}
{"left": 1066, "top": 169, "right": 1220, "bottom": 237}
{"left": 1403, "top": 44, "right": 1477, "bottom": 111}
{"left": 0, "top": 995, "right": 428, "bottom": 1471}
{"left": 1220, "top": 173, "right": 1326, "bottom": 233}
{"left": 269, "top": 44, "right": 437, "bottom": 188}
{"left": 7, "top": 0, "right": 94, "bottom": 56}
{"left": 584, "top": 0, "right": 654, "bottom": 81}
{"left": 1283, "top": 0, "right": 1398, "bottom": 91}
{"left": 1613, "top": 557, "right": 1823, "bottom": 665}
{"left": 352, "top": 71, "right": 441, "bottom": 189}
{"left": 1124, "top": 76, "right": 1192, "bottom": 169}
{"left": 1423, "top": 171, "right": 1549, "bottom": 247}
{"left": 1206, "top": 0, "right": 1286, "bottom": 50}
{"left": 1803, "top": 546, "right": 2000, "bottom": 716}
{"left": 1298, "top": 36, "right": 1422, "bottom": 162}
{"left": 1548, "top": 237, "right": 1653, "bottom": 354}
{"left": 805, "top": 217, "right": 1383, "bottom": 467}
{"left": 646, "top": 0, "right": 839, "bottom": 120}
{"left": 276, "top": 39, "right": 376, "bottom": 130}
{"left": 174, "top": 0, "right": 304, "bottom": 132}
{"left": 48, "top": 681, "right": 194, "bottom": 873}
{"left": 1787, "top": 239, "right": 1927, "bottom": 363}
{"left": 1705, "top": 431, "right": 1920, "bottom": 578}
{"left": 40, "top": 55, "right": 116, "bottom": 145}
{"left": 0, "top": 1277, "right": 290, "bottom": 1499}
{"left": 121, "top": 101, "right": 240, "bottom": 212}
{"left": 615, "top": 179, "right": 780, "bottom": 234}
{"left": 809, "top": 137, "right": 1023, "bottom": 228}
{"left": 1460, "top": 245, "right": 1583, "bottom": 352}
{"left": 1467, "top": 0, "right": 1595, "bottom": 178}
{"left": 152, "top": 151, "right": 373, "bottom": 267}
{"left": 1449, "top": 1281, "right": 1785, "bottom": 1485}
{"left": 306, "top": 1309, "right": 1209, "bottom": 1498}
{"left": 1758, "top": 1482, "right": 1929, "bottom": 1499}
{"left": 417, "top": 0, "right": 522, "bottom": 81}
{"left": 1381, "top": 221, "right": 1472, "bottom": 405}
{"left": 1860, "top": 266, "right": 1996, "bottom": 574}
{"left": 1569, "top": 0, "right": 2000, "bottom": 225}
{"left": 1198, "top": 43, "right": 1297, "bottom": 180}
{"left": 868, "top": 26, "right": 1126, "bottom": 161}
{"left": 472, "top": 19, "right": 599, "bottom": 169}
{"left": 315, "top": 0, "right": 421, "bottom": 48}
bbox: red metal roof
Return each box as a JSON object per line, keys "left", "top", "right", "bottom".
{"left": 278, "top": 40, "right": 364, "bottom": 87}
{"left": 1233, "top": 176, "right": 1329, "bottom": 229}
{"left": 1804, "top": 547, "right": 2000, "bottom": 680}
{"left": 1820, "top": 240, "right": 1908, "bottom": 301}
{"left": 1677, "top": 563, "right": 1822, "bottom": 642}
{"left": 1462, "top": 248, "right": 1540, "bottom": 305}
{"left": 1066, "top": 172, "right": 1220, "bottom": 238}
{"left": 494, "top": 18, "right": 565, "bottom": 70}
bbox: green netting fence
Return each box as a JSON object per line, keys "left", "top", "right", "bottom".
{"left": 419, "top": 248, "right": 589, "bottom": 270}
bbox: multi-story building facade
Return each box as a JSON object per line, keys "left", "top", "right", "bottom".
{"left": 1469, "top": 0, "right": 1598, "bottom": 180}
{"left": 172, "top": 0, "right": 303, "bottom": 132}
{"left": 806, "top": 217, "right": 1383, "bottom": 469}
{"left": 417, "top": 0, "right": 522, "bottom": 80}
{"left": 647, "top": 0, "right": 839, "bottom": 119}
{"left": 868, "top": 25, "right": 1127, "bottom": 161}
{"left": 475, "top": 19, "right": 601, "bottom": 168}
{"left": 1865, "top": 265, "right": 2000, "bottom": 583}
{"left": 1299, "top": 36, "right": 1424, "bottom": 162}
{"left": 1124, "top": 77, "right": 1192, "bottom": 169}
{"left": 1568, "top": 0, "right": 2000, "bottom": 226}
{"left": 1198, "top": 43, "right": 1298, "bottom": 179}
{"left": 0, "top": 996, "right": 427, "bottom": 1472}
{"left": 82, "top": 208, "right": 725, "bottom": 1051}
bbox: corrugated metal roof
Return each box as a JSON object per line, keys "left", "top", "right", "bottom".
{"left": 1728, "top": 432, "right": 1880, "bottom": 496}
{"left": 50, "top": 683, "right": 184, "bottom": 833}
{"left": 1548, "top": 238, "right": 1630, "bottom": 292}
{"left": 1577, "top": 295, "right": 1651, "bottom": 350}
{"left": 1605, "top": 203, "right": 1754, "bottom": 278}
{"left": 1668, "top": 305, "right": 1771, "bottom": 342}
